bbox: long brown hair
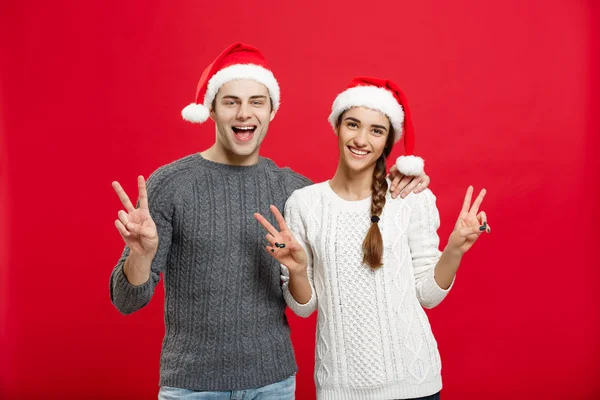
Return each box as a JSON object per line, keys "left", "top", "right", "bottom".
{"left": 337, "top": 111, "right": 396, "bottom": 269}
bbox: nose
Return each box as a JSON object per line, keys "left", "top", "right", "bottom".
{"left": 352, "top": 129, "right": 369, "bottom": 147}
{"left": 236, "top": 103, "right": 252, "bottom": 120}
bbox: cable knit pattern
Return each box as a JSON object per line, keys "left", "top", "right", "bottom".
{"left": 283, "top": 181, "right": 451, "bottom": 400}
{"left": 109, "top": 153, "right": 312, "bottom": 391}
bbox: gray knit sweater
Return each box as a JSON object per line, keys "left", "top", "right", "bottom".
{"left": 110, "top": 153, "right": 312, "bottom": 391}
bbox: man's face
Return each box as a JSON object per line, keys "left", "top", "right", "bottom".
{"left": 209, "top": 79, "right": 275, "bottom": 160}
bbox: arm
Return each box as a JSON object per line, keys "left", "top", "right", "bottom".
{"left": 406, "top": 189, "right": 449, "bottom": 309}
{"left": 282, "top": 261, "right": 317, "bottom": 318}
{"left": 434, "top": 186, "right": 490, "bottom": 288}
{"left": 282, "top": 195, "right": 317, "bottom": 317}
{"left": 408, "top": 187, "right": 490, "bottom": 309}
{"left": 284, "top": 262, "right": 313, "bottom": 307}
{"left": 109, "top": 175, "right": 173, "bottom": 315}
{"left": 254, "top": 195, "right": 317, "bottom": 318}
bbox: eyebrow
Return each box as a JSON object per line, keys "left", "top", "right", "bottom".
{"left": 221, "top": 95, "right": 268, "bottom": 100}
{"left": 344, "top": 117, "right": 388, "bottom": 131}
{"left": 371, "top": 124, "right": 388, "bottom": 131}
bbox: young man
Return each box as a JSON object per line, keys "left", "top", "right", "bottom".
{"left": 109, "top": 42, "right": 430, "bottom": 399}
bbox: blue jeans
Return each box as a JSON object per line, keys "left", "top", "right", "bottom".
{"left": 407, "top": 392, "right": 441, "bottom": 400}
{"left": 158, "top": 375, "right": 295, "bottom": 400}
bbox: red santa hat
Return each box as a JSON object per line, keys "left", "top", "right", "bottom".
{"left": 328, "top": 77, "right": 424, "bottom": 176}
{"left": 182, "top": 42, "right": 280, "bottom": 123}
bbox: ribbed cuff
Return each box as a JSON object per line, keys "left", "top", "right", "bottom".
{"left": 420, "top": 268, "right": 453, "bottom": 309}
{"left": 110, "top": 264, "right": 153, "bottom": 314}
{"left": 281, "top": 265, "right": 316, "bottom": 318}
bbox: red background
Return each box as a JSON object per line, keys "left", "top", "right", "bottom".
{"left": 1, "top": 0, "right": 599, "bottom": 398}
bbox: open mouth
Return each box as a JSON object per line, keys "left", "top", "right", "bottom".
{"left": 232, "top": 125, "right": 256, "bottom": 141}
{"left": 348, "top": 146, "right": 370, "bottom": 158}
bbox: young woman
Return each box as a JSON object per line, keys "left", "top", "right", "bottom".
{"left": 254, "top": 77, "right": 490, "bottom": 400}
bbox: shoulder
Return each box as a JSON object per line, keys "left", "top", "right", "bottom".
{"left": 145, "top": 154, "right": 201, "bottom": 200}
{"left": 148, "top": 154, "right": 199, "bottom": 184}
{"left": 409, "top": 188, "right": 437, "bottom": 205}
{"left": 283, "top": 182, "right": 329, "bottom": 216}
{"left": 261, "top": 158, "right": 313, "bottom": 192}
{"left": 387, "top": 187, "right": 437, "bottom": 205}
{"left": 385, "top": 188, "right": 439, "bottom": 220}
{"left": 289, "top": 181, "right": 328, "bottom": 202}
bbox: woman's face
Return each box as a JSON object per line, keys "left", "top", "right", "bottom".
{"left": 337, "top": 106, "right": 391, "bottom": 173}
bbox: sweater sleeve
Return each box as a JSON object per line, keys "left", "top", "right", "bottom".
{"left": 407, "top": 189, "right": 452, "bottom": 309}
{"left": 281, "top": 191, "right": 318, "bottom": 318}
{"left": 109, "top": 170, "right": 174, "bottom": 315}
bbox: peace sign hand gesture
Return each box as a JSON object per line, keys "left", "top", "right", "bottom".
{"left": 112, "top": 176, "right": 158, "bottom": 259}
{"left": 447, "top": 186, "right": 491, "bottom": 255}
{"left": 254, "top": 205, "right": 308, "bottom": 274}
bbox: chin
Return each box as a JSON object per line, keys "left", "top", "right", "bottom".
{"left": 229, "top": 143, "right": 259, "bottom": 157}
{"left": 344, "top": 158, "right": 375, "bottom": 173}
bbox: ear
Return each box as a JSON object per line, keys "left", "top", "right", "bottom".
{"left": 209, "top": 107, "right": 216, "bottom": 122}
{"left": 269, "top": 109, "right": 276, "bottom": 122}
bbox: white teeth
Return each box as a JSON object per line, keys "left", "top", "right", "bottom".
{"left": 235, "top": 126, "right": 254, "bottom": 130}
{"left": 349, "top": 147, "right": 368, "bottom": 156}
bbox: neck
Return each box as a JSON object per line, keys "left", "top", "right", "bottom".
{"left": 201, "top": 144, "right": 259, "bottom": 166}
{"left": 329, "top": 162, "right": 376, "bottom": 201}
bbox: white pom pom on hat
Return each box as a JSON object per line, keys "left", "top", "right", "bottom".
{"left": 395, "top": 155, "right": 425, "bottom": 176}
{"left": 181, "top": 103, "right": 210, "bottom": 123}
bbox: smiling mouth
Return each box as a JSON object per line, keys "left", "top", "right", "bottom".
{"left": 232, "top": 125, "right": 256, "bottom": 141}
{"left": 348, "top": 146, "right": 370, "bottom": 157}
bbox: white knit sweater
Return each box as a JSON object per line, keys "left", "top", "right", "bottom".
{"left": 282, "top": 181, "right": 451, "bottom": 400}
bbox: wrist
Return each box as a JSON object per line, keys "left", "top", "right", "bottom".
{"left": 288, "top": 266, "right": 308, "bottom": 279}
{"left": 123, "top": 253, "right": 153, "bottom": 286}
{"left": 128, "top": 251, "right": 156, "bottom": 266}
{"left": 443, "top": 244, "right": 465, "bottom": 259}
